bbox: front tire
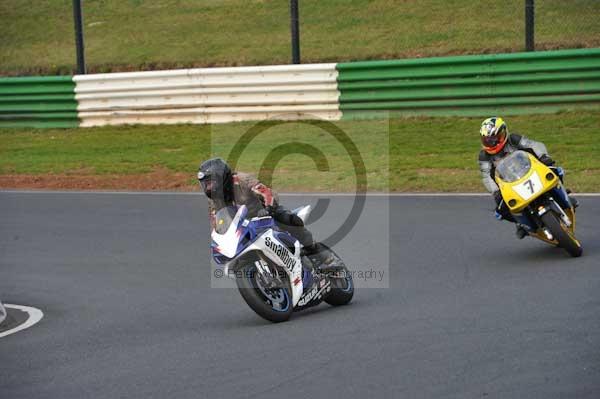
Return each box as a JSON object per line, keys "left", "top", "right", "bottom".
{"left": 540, "top": 212, "right": 583, "bottom": 258}
{"left": 236, "top": 263, "right": 294, "bottom": 323}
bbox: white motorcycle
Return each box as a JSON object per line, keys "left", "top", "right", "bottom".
{"left": 211, "top": 205, "right": 354, "bottom": 322}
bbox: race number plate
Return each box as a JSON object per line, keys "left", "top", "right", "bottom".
{"left": 514, "top": 172, "right": 543, "bottom": 200}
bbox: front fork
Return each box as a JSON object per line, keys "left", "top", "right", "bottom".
{"left": 253, "top": 253, "right": 286, "bottom": 289}
{"left": 515, "top": 196, "right": 573, "bottom": 241}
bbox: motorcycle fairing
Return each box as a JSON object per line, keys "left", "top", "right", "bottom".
{"left": 211, "top": 205, "right": 276, "bottom": 264}
{"left": 223, "top": 229, "right": 304, "bottom": 307}
{"left": 495, "top": 152, "right": 581, "bottom": 246}
{"left": 512, "top": 183, "right": 574, "bottom": 233}
{"left": 211, "top": 204, "right": 316, "bottom": 307}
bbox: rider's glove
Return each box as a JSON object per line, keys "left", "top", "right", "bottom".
{"left": 539, "top": 154, "right": 555, "bottom": 166}
{"left": 493, "top": 190, "right": 503, "bottom": 206}
{"left": 257, "top": 206, "right": 274, "bottom": 218}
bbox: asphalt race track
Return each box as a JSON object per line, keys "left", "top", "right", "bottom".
{"left": 1, "top": 192, "right": 599, "bottom": 398}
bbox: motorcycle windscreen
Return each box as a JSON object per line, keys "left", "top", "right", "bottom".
{"left": 214, "top": 206, "right": 242, "bottom": 234}
{"left": 495, "top": 150, "right": 532, "bottom": 183}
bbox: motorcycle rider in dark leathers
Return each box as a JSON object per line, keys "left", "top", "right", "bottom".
{"left": 198, "top": 158, "right": 334, "bottom": 267}
{"left": 478, "top": 117, "right": 577, "bottom": 239}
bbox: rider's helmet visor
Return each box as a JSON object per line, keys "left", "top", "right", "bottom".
{"left": 198, "top": 172, "right": 216, "bottom": 196}
{"left": 482, "top": 128, "right": 507, "bottom": 151}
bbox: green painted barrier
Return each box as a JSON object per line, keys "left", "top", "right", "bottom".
{"left": 0, "top": 75, "right": 78, "bottom": 128}
{"left": 2, "top": 48, "right": 599, "bottom": 128}
{"left": 337, "top": 48, "right": 600, "bottom": 117}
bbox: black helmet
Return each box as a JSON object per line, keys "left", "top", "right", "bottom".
{"left": 198, "top": 158, "right": 233, "bottom": 202}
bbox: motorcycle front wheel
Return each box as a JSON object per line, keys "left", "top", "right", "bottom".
{"left": 540, "top": 211, "right": 583, "bottom": 258}
{"left": 236, "top": 263, "right": 294, "bottom": 323}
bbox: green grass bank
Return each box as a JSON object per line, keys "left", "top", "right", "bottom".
{"left": 1, "top": 0, "right": 599, "bottom": 76}
{"left": 1, "top": 111, "right": 598, "bottom": 192}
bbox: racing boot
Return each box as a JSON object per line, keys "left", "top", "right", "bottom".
{"left": 302, "top": 243, "right": 337, "bottom": 271}
{"left": 570, "top": 196, "right": 579, "bottom": 209}
{"left": 566, "top": 189, "right": 579, "bottom": 209}
{"left": 515, "top": 225, "right": 528, "bottom": 240}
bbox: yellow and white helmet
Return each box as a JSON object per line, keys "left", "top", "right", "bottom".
{"left": 480, "top": 117, "right": 508, "bottom": 154}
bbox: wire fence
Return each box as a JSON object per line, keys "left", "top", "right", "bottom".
{"left": 1, "top": 0, "right": 599, "bottom": 76}
{"left": 536, "top": 0, "right": 600, "bottom": 49}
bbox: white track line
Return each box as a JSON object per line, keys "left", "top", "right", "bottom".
{"left": 1, "top": 190, "right": 599, "bottom": 197}
{"left": 0, "top": 304, "right": 44, "bottom": 339}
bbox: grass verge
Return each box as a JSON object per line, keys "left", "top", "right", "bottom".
{"left": 1, "top": 0, "right": 599, "bottom": 75}
{"left": 1, "top": 111, "right": 599, "bottom": 192}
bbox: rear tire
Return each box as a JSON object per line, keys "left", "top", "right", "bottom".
{"left": 540, "top": 212, "right": 583, "bottom": 258}
{"left": 324, "top": 267, "right": 354, "bottom": 306}
{"left": 236, "top": 263, "right": 293, "bottom": 323}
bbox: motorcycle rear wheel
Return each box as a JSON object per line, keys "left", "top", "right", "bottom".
{"left": 324, "top": 266, "right": 354, "bottom": 306}
{"left": 540, "top": 211, "right": 583, "bottom": 258}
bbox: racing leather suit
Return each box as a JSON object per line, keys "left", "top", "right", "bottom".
{"left": 478, "top": 133, "right": 550, "bottom": 220}
{"left": 207, "top": 172, "right": 315, "bottom": 248}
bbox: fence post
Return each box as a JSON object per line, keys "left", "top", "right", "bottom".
{"left": 73, "top": 0, "right": 86, "bottom": 74}
{"left": 290, "top": 0, "right": 301, "bottom": 64}
{"left": 525, "top": 0, "right": 535, "bottom": 51}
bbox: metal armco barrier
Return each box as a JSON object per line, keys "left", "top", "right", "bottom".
{"left": 1, "top": 48, "right": 599, "bottom": 128}
{"left": 336, "top": 48, "right": 600, "bottom": 118}
{"left": 0, "top": 76, "right": 78, "bottom": 128}
{"left": 73, "top": 64, "right": 340, "bottom": 127}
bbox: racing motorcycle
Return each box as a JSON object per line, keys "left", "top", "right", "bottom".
{"left": 495, "top": 150, "right": 582, "bottom": 257}
{"left": 211, "top": 204, "right": 354, "bottom": 322}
